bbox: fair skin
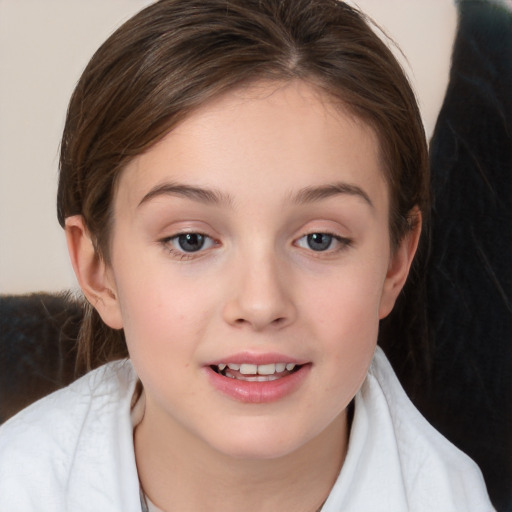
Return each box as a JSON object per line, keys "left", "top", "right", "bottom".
{"left": 66, "top": 80, "right": 420, "bottom": 512}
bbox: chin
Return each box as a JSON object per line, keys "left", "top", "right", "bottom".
{"left": 215, "top": 441, "right": 301, "bottom": 461}
{"left": 204, "top": 420, "right": 327, "bottom": 462}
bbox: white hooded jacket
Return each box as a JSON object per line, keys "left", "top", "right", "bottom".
{"left": 0, "top": 347, "right": 494, "bottom": 512}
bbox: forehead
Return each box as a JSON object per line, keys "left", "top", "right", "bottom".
{"left": 116, "top": 80, "right": 388, "bottom": 212}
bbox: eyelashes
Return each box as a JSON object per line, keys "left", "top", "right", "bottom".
{"left": 294, "top": 233, "right": 352, "bottom": 252}
{"left": 169, "top": 233, "right": 214, "bottom": 252}
{"left": 160, "top": 230, "right": 353, "bottom": 261}
{"left": 161, "top": 232, "right": 218, "bottom": 260}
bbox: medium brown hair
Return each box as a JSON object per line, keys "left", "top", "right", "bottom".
{"left": 57, "top": 0, "right": 429, "bottom": 375}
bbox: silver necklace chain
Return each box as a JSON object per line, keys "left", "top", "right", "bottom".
{"left": 139, "top": 486, "right": 325, "bottom": 512}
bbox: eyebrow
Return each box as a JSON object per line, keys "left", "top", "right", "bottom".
{"left": 137, "top": 180, "right": 373, "bottom": 209}
{"left": 138, "top": 182, "right": 232, "bottom": 208}
{"left": 291, "top": 182, "right": 374, "bottom": 208}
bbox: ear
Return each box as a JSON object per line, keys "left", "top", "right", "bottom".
{"left": 65, "top": 215, "right": 123, "bottom": 329}
{"left": 379, "top": 209, "right": 422, "bottom": 319}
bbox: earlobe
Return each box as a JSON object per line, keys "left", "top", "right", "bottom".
{"left": 65, "top": 215, "right": 123, "bottom": 329}
{"left": 378, "top": 210, "right": 422, "bottom": 319}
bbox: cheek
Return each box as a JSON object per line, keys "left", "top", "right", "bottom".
{"left": 302, "top": 264, "right": 384, "bottom": 382}
{"left": 116, "top": 281, "right": 202, "bottom": 397}
{"left": 305, "top": 264, "right": 385, "bottom": 337}
{"left": 113, "top": 261, "right": 217, "bottom": 357}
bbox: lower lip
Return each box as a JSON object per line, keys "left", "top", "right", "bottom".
{"left": 205, "top": 365, "right": 311, "bottom": 404}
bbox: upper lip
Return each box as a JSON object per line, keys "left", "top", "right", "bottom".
{"left": 206, "top": 352, "right": 308, "bottom": 366}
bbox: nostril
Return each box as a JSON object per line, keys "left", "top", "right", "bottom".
{"left": 234, "top": 316, "right": 285, "bottom": 326}
{"left": 270, "top": 316, "right": 286, "bottom": 327}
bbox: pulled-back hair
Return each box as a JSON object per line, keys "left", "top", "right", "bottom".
{"left": 57, "top": 0, "right": 429, "bottom": 379}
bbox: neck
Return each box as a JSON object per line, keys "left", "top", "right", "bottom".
{"left": 134, "top": 401, "right": 348, "bottom": 512}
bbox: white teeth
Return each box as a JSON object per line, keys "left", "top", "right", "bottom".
{"left": 240, "top": 363, "right": 258, "bottom": 375}
{"left": 236, "top": 374, "right": 281, "bottom": 382}
{"left": 217, "top": 362, "right": 298, "bottom": 375}
{"left": 257, "top": 363, "right": 276, "bottom": 375}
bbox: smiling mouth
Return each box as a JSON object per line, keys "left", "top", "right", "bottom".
{"left": 211, "top": 362, "right": 301, "bottom": 382}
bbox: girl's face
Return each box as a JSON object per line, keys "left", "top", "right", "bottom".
{"left": 99, "top": 80, "right": 415, "bottom": 460}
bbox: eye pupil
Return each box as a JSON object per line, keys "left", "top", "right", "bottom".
{"left": 178, "top": 233, "right": 205, "bottom": 252}
{"left": 307, "top": 233, "right": 332, "bottom": 251}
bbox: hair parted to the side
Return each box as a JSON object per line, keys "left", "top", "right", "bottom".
{"left": 57, "top": 0, "right": 430, "bottom": 380}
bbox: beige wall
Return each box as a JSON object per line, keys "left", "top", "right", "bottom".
{"left": 0, "top": 0, "right": 458, "bottom": 294}
{"left": 0, "top": 0, "right": 154, "bottom": 293}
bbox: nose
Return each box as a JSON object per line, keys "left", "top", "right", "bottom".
{"left": 222, "top": 251, "right": 297, "bottom": 331}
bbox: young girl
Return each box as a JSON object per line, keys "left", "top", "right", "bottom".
{"left": 0, "top": 0, "right": 494, "bottom": 510}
